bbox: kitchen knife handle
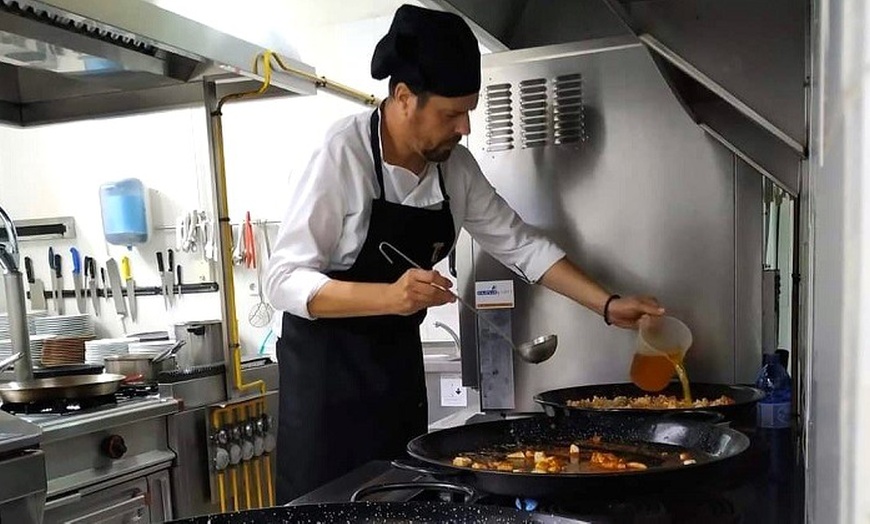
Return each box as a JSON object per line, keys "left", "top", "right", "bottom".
{"left": 121, "top": 256, "right": 131, "bottom": 281}
{"left": 53, "top": 254, "right": 62, "bottom": 278}
{"left": 24, "top": 256, "right": 35, "bottom": 283}
{"left": 176, "top": 264, "right": 182, "bottom": 286}
{"left": 167, "top": 249, "right": 174, "bottom": 272}
{"left": 83, "top": 256, "right": 91, "bottom": 278}
{"left": 70, "top": 247, "right": 81, "bottom": 274}
{"left": 156, "top": 252, "right": 165, "bottom": 273}
{"left": 48, "top": 247, "right": 55, "bottom": 269}
{"left": 100, "top": 267, "right": 107, "bottom": 287}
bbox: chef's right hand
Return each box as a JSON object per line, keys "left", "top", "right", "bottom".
{"left": 389, "top": 269, "right": 456, "bottom": 316}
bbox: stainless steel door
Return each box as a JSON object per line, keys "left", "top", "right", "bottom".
{"left": 43, "top": 472, "right": 171, "bottom": 524}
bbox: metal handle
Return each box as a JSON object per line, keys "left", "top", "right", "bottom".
{"left": 351, "top": 482, "right": 478, "bottom": 503}
{"left": 70, "top": 247, "right": 81, "bottom": 274}
{"left": 65, "top": 493, "right": 147, "bottom": 524}
{"left": 23, "top": 256, "right": 34, "bottom": 283}
{"left": 152, "top": 340, "right": 185, "bottom": 364}
{"left": 0, "top": 351, "right": 23, "bottom": 374}
{"left": 378, "top": 241, "right": 516, "bottom": 348}
{"left": 390, "top": 458, "right": 461, "bottom": 477}
{"left": 659, "top": 409, "right": 726, "bottom": 425}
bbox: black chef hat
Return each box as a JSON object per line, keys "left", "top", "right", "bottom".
{"left": 371, "top": 4, "right": 481, "bottom": 98}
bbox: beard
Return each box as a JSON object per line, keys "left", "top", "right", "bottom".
{"left": 422, "top": 135, "right": 462, "bottom": 162}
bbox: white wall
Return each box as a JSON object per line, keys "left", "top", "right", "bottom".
{"left": 0, "top": 6, "right": 462, "bottom": 357}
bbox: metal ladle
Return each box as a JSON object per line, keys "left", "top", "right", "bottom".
{"left": 378, "top": 242, "right": 558, "bottom": 364}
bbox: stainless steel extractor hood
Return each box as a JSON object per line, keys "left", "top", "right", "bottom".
{"left": 426, "top": 0, "right": 808, "bottom": 195}
{"left": 0, "top": 0, "right": 317, "bottom": 126}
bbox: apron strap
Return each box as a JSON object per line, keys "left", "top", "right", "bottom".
{"left": 369, "top": 106, "right": 387, "bottom": 201}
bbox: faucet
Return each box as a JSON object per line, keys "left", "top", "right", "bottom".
{"left": 0, "top": 205, "right": 33, "bottom": 382}
{"left": 433, "top": 321, "right": 461, "bottom": 360}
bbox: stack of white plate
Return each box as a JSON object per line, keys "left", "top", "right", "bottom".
{"left": 32, "top": 314, "right": 95, "bottom": 338}
{"left": 0, "top": 335, "right": 50, "bottom": 365}
{"left": 85, "top": 338, "right": 136, "bottom": 364}
{"left": 128, "top": 340, "right": 177, "bottom": 357}
{"left": 0, "top": 310, "right": 48, "bottom": 339}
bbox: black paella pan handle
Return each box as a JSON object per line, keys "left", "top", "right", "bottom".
{"left": 390, "top": 458, "right": 463, "bottom": 477}
{"left": 658, "top": 409, "right": 726, "bottom": 425}
{"left": 351, "top": 482, "right": 480, "bottom": 503}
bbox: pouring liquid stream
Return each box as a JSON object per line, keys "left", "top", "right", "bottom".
{"left": 630, "top": 349, "right": 693, "bottom": 402}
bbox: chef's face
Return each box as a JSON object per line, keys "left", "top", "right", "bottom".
{"left": 399, "top": 86, "right": 479, "bottom": 162}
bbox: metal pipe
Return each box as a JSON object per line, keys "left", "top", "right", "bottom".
{"left": 0, "top": 204, "right": 33, "bottom": 382}
{"left": 4, "top": 271, "right": 33, "bottom": 382}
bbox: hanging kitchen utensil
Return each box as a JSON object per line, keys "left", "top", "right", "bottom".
{"left": 106, "top": 258, "right": 128, "bottom": 333}
{"left": 232, "top": 222, "right": 244, "bottom": 265}
{"left": 121, "top": 256, "right": 137, "bottom": 322}
{"left": 100, "top": 267, "right": 109, "bottom": 305}
{"left": 176, "top": 264, "right": 183, "bottom": 301}
{"left": 244, "top": 211, "right": 256, "bottom": 269}
{"left": 248, "top": 224, "right": 274, "bottom": 328}
{"left": 378, "top": 242, "right": 558, "bottom": 364}
{"left": 23, "top": 256, "right": 47, "bottom": 310}
{"left": 156, "top": 251, "right": 172, "bottom": 310}
{"left": 70, "top": 247, "right": 86, "bottom": 314}
{"left": 85, "top": 257, "right": 100, "bottom": 316}
{"left": 48, "top": 248, "right": 64, "bottom": 315}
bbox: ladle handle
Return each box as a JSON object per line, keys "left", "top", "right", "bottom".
{"left": 378, "top": 242, "right": 516, "bottom": 348}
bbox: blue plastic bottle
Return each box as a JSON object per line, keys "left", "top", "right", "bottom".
{"left": 99, "top": 178, "right": 151, "bottom": 247}
{"left": 755, "top": 352, "right": 792, "bottom": 428}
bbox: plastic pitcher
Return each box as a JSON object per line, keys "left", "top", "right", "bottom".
{"left": 630, "top": 315, "right": 693, "bottom": 392}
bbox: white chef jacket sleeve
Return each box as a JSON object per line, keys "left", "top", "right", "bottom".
{"left": 458, "top": 148, "right": 566, "bottom": 283}
{"left": 264, "top": 144, "right": 346, "bottom": 320}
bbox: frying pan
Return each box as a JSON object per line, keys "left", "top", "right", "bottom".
{"left": 0, "top": 373, "right": 125, "bottom": 403}
{"left": 534, "top": 382, "right": 764, "bottom": 422}
{"left": 404, "top": 413, "right": 750, "bottom": 499}
{"left": 167, "top": 501, "right": 586, "bottom": 523}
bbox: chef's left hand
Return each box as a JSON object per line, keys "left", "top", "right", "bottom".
{"left": 606, "top": 296, "right": 665, "bottom": 329}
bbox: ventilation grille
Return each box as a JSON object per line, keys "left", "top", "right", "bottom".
{"left": 484, "top": 83, "right": 513, "bottom": 152}
{"left": 553, "top": 74, "right": 585, "bottom": 145}
{"left": 519, "top": 78, "right": 548, "bottom": 148}
{"left": 483, "top": 72, "right": 586, "bottom": 152}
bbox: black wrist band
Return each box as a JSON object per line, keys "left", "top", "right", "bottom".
{"left": 603, "top": 294, "right": 621, "bottom": 325}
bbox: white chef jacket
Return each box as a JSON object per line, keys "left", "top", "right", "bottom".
{"left": 264, "top": 108, "right": 566, "bottom": 322}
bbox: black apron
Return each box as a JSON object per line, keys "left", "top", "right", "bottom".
{"left": 275, "top": 107, "right": 456, "bottom": 503}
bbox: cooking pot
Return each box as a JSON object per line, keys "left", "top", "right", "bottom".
{"left": 173, "top": 320, "right": 223, "bottom": 369}
{"left": 103, "top": 340, "right": 184, "bottom": 382}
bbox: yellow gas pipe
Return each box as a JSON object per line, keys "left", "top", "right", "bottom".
{"left": 208, "top": 51, "right": 377, "bottom": 512}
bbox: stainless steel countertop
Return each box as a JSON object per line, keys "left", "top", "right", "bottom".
{"left": 19, "top": 396, "right": 179, "bottom": 443}
{"left": 0, "top": 409, "right": 41, "bottom": 454}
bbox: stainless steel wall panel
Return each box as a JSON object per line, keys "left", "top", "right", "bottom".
{"left": 463, "top": 40, "right": 748, "bottom": 412}
{"left": 734, "top": 158, "right": 764, "bottom": 384}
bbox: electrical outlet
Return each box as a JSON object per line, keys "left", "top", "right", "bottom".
{"left": 440, "top": 374, "right": 467, "bottom": 407}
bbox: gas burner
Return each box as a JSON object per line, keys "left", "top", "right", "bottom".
{"left": 116, "top": 382, "right": 159, "bottom": 400}
{"left": 0, "top": 393, "right": 117, "bottom": 415}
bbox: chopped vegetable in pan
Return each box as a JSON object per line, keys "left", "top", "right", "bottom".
{"left": 566, "top": 394, "right": 735, "bottom": 409}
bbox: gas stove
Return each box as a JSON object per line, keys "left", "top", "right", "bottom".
{"left": 0, "top": 387, "right": 179, "bottom": 522}
{"left": 290, "top": 427, "right": 802, "bottom": 524}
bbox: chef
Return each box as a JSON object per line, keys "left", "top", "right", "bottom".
{"left": 265, "top": 4, "right": 665, "bottom": 503}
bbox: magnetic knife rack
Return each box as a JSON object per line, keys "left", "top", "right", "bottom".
{"left": 27, "top": 282, "right": 220, "bottom": 299}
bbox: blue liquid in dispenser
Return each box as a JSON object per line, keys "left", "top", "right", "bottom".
{"left": 99, "top": 178, "right": 151, "bottom": 247}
